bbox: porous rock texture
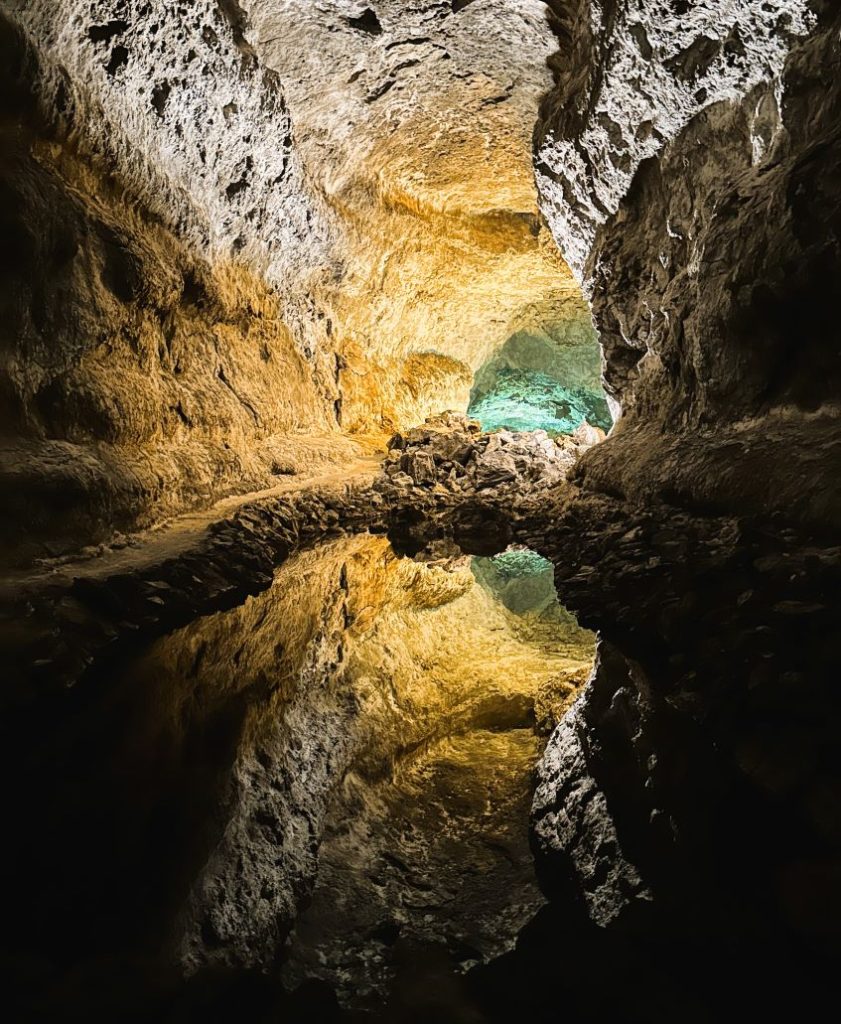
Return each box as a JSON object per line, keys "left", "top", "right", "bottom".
{"left": 537, "top": 0, "right": 815, "bottom": 279}
{"left": 0, "top": 2, "right": 346, "bottom": 565}
{"left": 242, "top": 0, "right": 598, "bottom": 431}
{"left": 1, "top": 0, "right": 601, "bottom": 567}
{"left": 519, "top": 0, "right": 841, "bottom": 950}
{"left": 538, "top": 0, "right": 840, "bottom": 524}
{"left": 2, "top": 1, "right": 841, "bottom": 1020}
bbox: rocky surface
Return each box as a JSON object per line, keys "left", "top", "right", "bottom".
{"left": 284, "top": 728, "right": 545, "bottom": 1010}
{"left": 518, "top": 1, "right": 841, "bottom": 954}
{"left": 1, "top": 1, "right": 603, "bottom": 568}
{"left": 7, "top": 447, "right": 839, "bottom": 1022}
{"left": 537, "top": 0, "right": 815, "bottom": 281}
{"left": 0, "top": 8, "right": 347, "bottom": 564}
{"left": 2, "top": 3, "right": 841, "bottom": 1022}
{"left": 7, "top": 0, "right": 334, "bottom": 297}
{"left": 244, "top": 0, "right": 598, "bottom": 431}
{"left": 1, "top": 458, "right": 382, "bottom": 699}
{"left": 468, "top": 366, "right": 611, "bottom": 436}
{"left": 2, "top": 521, "right": 595, "bottom": 990}
{"left": 536, "top": 1, "right": 841, "bottom": 527}
{"left": 532, "top": 676, "right": 652, "bottom": 927}
{"left": 460, "top": 490, "right": 841, "bottom": 1024}
{"left": 1, "top": 411, "right": 600, "bottom": 711}
{"left": 377, "top": 410, "right": 603, "bottom": 516}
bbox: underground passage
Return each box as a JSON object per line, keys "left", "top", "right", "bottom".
{"left": 1, "top": 2, "right": 840, "bottom": 1022}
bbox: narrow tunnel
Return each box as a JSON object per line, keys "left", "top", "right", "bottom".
{"left": 2, "top": 2, "right": 841, "bottom": 1023}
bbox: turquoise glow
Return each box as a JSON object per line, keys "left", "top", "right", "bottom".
{"left": 471, "top": 548, "right": 557, "bottom": 616}
{"left": 467, "top": 368, "right": 611, "bottom": 436}
{"left": 484, "top": 548, "right": 553, "bottom": 580}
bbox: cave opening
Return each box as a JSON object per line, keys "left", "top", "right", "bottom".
{"left": 466, "top": 321, "right": 613, "bottom": 438}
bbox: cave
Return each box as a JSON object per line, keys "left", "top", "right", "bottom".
{"left": 2, "top": 2, "right": 840, "bottom": 1023}
{"left": 467, "top": 325, "right": 611, "bottom": 436}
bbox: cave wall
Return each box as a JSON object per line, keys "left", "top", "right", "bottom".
{"left": 3, "top": 0, "right": 336, "bottom": 299}
{"left": 536, "top": 0, "right": 840, "bottom": 527}
{"left": 2, "top": 0, "right": 603, "bottom": 565}
{"left": 0, "top": 4, "right": 346, "bottom": 565}
{"left": 3, "top": 0, "right": 840, "bottom": 1008}
{"left": 170, "top": 535, "right": 592, "bottom": 970}
{"left": 529, "top": 0, "right": 841, "bottom": 946}
{"left": 242, "top": 0, "right": 594, "bottom": 432}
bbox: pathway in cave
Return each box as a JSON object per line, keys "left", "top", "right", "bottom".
{"left": 281, "top": 545, "right": 594, "bottom": 1008}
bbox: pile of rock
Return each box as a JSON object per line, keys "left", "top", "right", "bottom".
{"left": 377, "top": 412, "right": 605, "bottom": 497}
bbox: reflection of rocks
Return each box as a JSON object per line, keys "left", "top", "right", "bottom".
{"left": 533, "top": 665, "right": 592, "bottom": 735}
{"left": 527, "top": 493, "right": 841, "bottom": 945}
{"left": 471, "top": 549, "right": 557, "bottom": 616}
{"left": 4, "top": 524, "right": 595, "bottom": 980}
{"left": 283, "top": 729, "right": 545, "bottom": 1009}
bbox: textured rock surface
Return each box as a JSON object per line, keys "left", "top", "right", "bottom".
{"left": 469, "top": 493, "right": 840, "bottom": 1024}
{"left": 284, "top": 728, "right": 544, "bottom": 1009}
{"left": 2, "top": 523, "right": 594, "bottom": 979}
{"left": 244, "top": 0, "right": 597, "bottom": 431}
{"left": 532, "top": 665, "right": 652, "bottom": 927}
{"left": 1, "top": 0, "right": 602, "bottom": 567}
{"left": 2, "top": 2, "right": 841, "bottom": 1020}
{"left": 536, "top": 0, "right": 840, "bottom": 526}
{"left": 6, "top": 0, "right": 334, "bottom": 296}
{"left": 379, "top": 411, "right": 602, "bottom": 499}
{"left": 537, "top": 0, "right": 814, "bottom": 281}
{"left": 0, "top": 7, "right": 347, "bottom": 564}
{"left": 521, "top": 1, "right": 841, "bottom": 941}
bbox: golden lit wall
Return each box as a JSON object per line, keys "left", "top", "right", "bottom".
{"left": 247, "top": 0, "right": 594, "bottom": 431}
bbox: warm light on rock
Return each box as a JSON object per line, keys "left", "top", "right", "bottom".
{"left": 2, "top": 3, "right": 840, "bottom": 1021}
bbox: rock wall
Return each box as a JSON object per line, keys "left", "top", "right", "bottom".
{"left": 1, "top": 0, "right": 604, "bottom": 564}
{"left": 169, "top": 536, "right": 590, "bottom": 972}
{"left": 3, "top": 0, "right": 335, "bottom": 301}
{"left": 242, "top": 0, "right": 597, "bottom": 432}
{"left": 0, "top": 6, "right": 345, "bottom": 564}
{"left": 537, "top": 0, "right": 814, "bottom": 282}
{"left": 527, "top": 0, "right": 841, "bottom": 952}
{"left": 536, "top": 0, "right": 840, "bottom": 527}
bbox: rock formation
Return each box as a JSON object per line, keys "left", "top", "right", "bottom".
{"left": 1, "top": 2, "right": 840, "bottom": 1022}
{"left": 525, "top": 0, "right": 841, "bottom": 948}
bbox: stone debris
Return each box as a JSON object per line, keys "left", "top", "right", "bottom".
{"left": 378, "top": 412, "right": 604, "bottom": 498}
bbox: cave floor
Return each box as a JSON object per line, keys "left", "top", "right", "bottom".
{"left": 1, "top": 452, "right": 384, "bottom": 596}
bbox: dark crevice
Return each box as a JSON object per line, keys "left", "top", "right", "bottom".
{"left": 88, "top": 21, "right": 129, "bottom": 45}
{"left": 345, "top": 8, "right": 383, "bottom": 35}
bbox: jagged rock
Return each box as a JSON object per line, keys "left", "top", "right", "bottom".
{"left": 475, "top": 451, "right": 518, "bottom": 489}
{"left": 404, "top": 450, "right": 437, "bottom": 485}
{"left": 572, "top": 421, "right": 605, "bottom": 448}
{"left": 1, "top": 3, "right": 841, "bottom": 1020}
{"left": 533, "top": 689, "right": 653, "bottom": 927}
{"left": 0, "top": 2, "right": 598, "bottom": 563}
{"left": 378, "top": 413, "right": 589, "bottom": 507}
